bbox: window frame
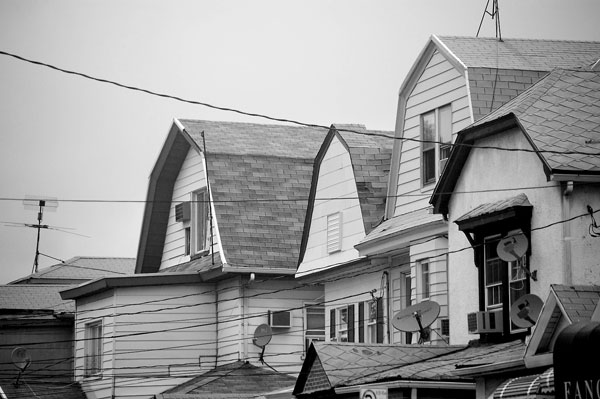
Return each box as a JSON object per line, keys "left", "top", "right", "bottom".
{"left": 420, "top": 104, "right": 452, "bottom": 186}
{"left": 192, "top": 188, "right": 210, "bottom": 256}
{"left": 84, "top": 320, "right": 103, "bottom": 378}
{"left": 418, "top": 259, "right": 431, "bottom": 300}
{"left": 304, "top": 304, "right": 325, "bottom": 352}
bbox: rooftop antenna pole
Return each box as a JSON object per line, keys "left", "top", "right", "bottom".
{"left": 201, "top": 131, "right": 215, "bottom": 266}
{"left": 477, "top": 0, "right": 502, "bottom": 41}
{"left": 32, "top": 200, "right": 46, "bottom": 274}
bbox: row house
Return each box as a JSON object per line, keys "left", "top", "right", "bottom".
{"left": 431, "top": 67, "right": 600, "bottom": 398}
{"left": 60, "top": 120, "right": 331, "bottom": 399}
{"left": 293, "top": 37, "right": 600, "bottom": 399}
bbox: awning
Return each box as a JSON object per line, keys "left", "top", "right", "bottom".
{"left": 493, "top": 368, "right": 554, "bottom": 399}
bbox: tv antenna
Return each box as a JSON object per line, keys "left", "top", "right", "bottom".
{"left": 496, "top": 231, "right": 537, "bottom": 281}
{"left": 392, "top": 300, "right": 441, "bottom": 344}
{"left": 1, "top": 196, "right": 88, "bottom": 274}
{"left": 11, "top": 347, "right": 31, "bottom": 386}
{"left": 477, "top": 0, "right": 502, "bottom": 41}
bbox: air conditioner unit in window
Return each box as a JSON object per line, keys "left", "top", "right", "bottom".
{"left": 467, "top": 310, "right": 503, "bottom": 334}
{"left": 175, "top": 202, "right": 191, "bottom": 222}
{"left": 269, "top": 310, "right": 291, "bottom": 328}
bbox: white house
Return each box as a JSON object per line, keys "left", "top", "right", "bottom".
{"left": 61, "top": 120, "right": 331, "bottom": 399}
{"left": 356, "top": 36, "right": 600, "bottom": 345}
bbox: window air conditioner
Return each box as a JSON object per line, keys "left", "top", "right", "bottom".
{"left": 269, "top": 310, "right": 291, "bottom": 328}
{"left": 467, "top": 310, "right": 503, "bottom": 334}
{"left": 175, "top": 202, "right": 191, "bottom": 222}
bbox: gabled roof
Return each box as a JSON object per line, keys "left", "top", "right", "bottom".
{"left": 10, "top": 256, "right": 135, "bottom": 284}
{"left": 0, "top": 284, "right": 74, "bottom": 313}
{"left": 437, "top": 36, "right": 600, "bottom": 71}
{"left": 525, "top": 284, "right": 600, "bottom": 368}
{"left": 293, "top": 342, "right": 469, "bottom": 395}
{"left": 136, "top": 120, "right": 329, "bottom": 274}
{"left": 158, "top": 360, "right": 296, "bottom": 399}
{"left": 298, "top": 125, "right": 393, "bottom": 265}
{"left": 431, "top": 69, "right": 600, "bottom": 215}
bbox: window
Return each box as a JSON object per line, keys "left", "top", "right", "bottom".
{"left": 305, "top": 305, "right": 325, "bottom": 351}
{"left": 455, "top": 193, "right": 533, "bottom": 336}
{"left": 327, "top": 212, "right": 342, "bottom": 253}
{"left": 184, "top": 227, "right": 191, "bottom": 256}
{"left": 419, "top": 260, "right": 431, "bottom": 300}
{"left": 330, "top": 305, "right": 355, "bottom": 342}
{"left": 357, "top": 299, "right": 384, "bottom": 344}
{"left": 192, "top": 189, "right": 209, "bottom": 255}
{"left": 421, "top": 105, "right": 452, "bottom": 185}
{"left": 367, "top": 300, "right": 378, "bottom": 343}
{"left": 84, "top": 321, "right": 102, "bottom": 377}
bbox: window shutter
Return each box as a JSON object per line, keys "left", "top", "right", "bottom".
{"left": 327, "top": 212, "right": 342, "bottom": 253}
{"left": 376, "top": 297, "right": 384, "bottom": 343}
{"left": 330, "top": 309, "right": 336, "bottom": 340}
{"left": 347, "top": 305, "right": 355, "bottom": 343}
{"left": 358, "top": 302, "right": 365, "bottom": 343}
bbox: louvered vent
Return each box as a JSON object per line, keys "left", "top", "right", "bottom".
{"left": 327, "top": 212, "right": 342, "bottom": 253}
{"left": 175, "top": 202, "right": 191, "bottom": 222}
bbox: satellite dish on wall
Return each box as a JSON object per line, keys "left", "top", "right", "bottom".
{"left": 497, "top": 232, "right": 528, "bottom": 262}
{"left": 510, "top": 294, "right": 543, "bottom": 328}
{"left": 496, "top": 232, "right": 537, "bottom": 281}
{"left": 11, "top": 347, "right": 31, "bottom": 371}
{"left": 252, "top": 324, "right": 272, "bottom": 348}
{"left": 392, "top": 301, "right": 440, "bottom": 343}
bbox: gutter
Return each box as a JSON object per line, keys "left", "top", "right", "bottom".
{"left": 452, "top": 358, "right": 525, "bottom": 377}
{"left": 334, "top": 380, "right": 475, "bottom": 394}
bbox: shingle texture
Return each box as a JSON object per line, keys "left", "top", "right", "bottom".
{"left": 334, "top": 125, "right": 394, "bottom": 234}
{"left": 0, "top": 380, "right": 86, "bottom": 399}
{"left": 438, "top": 37, "right": 600, "bottom": 71}
{"left": 551, "top": 284, "right": 600, "bottom": 323}
{"left": 0, "top": 284, "right": 74, "bottom": 313}
{"left": 474, "top": 69, "right": 600, "bottom": 174}
{"left": 159, "top": 360, "right": 296, "bottom": 398}
{"left": 179, "top": 120, "right": 329, "bottom": 271}
{"left": 10, "top": 256, "right": 136, "bottom": 284}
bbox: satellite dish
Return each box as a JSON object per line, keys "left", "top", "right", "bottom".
{"left": 511, "top": 294, "right": 543, "bottom": 328}
{"left": 392, "top": 301, "right": 440, "bottom": 333}
{"left": 252, "top": 323, "right": 272, "bottom": 348}
{"left": 497, "top": 232, "right": 528, "bottom": 262}
{"left": 11, "top": 347, "right": 31, "bottom": 371}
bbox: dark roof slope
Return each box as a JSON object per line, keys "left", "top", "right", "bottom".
{"left": 136, "top": 120, "right": 329, "bottom": 274}
{"left": 10, "top": 256, "right": 135, "bottom": 284}
{"left": 0, "top": 284, "right": 74, "bottom": 313}
{"left": 0, "top": 380, "right": 86, "bottom": 399}
{"left": 159, "top": 360, "right": 296, "bottom": 398}
{"left": 438, "top": 37, "right": 600, "bottom": 71}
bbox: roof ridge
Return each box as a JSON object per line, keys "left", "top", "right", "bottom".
{"left": 437, "top": 35, "right": 600, "bottom": 44}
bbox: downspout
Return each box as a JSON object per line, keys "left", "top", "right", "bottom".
{"left": 562, "top": 181, "right": 574, "bottom": 285}
{"left": 111, "top": 290, "right": 117, "bottom": 398}
{"left": 384, "top": 269, "right": 391, "bottom": 344}
{"left": 215, "top": 284, "right": 219, "bottom": 369}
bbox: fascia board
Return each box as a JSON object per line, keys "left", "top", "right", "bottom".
{"left": 355, "top": 219, "right": 447, "bottom": 257}
{"left": 452, "top": 358, "right": 525, "bottom": 377}
{"left": 335, "top": 380, "right": 475, "bottom": 394}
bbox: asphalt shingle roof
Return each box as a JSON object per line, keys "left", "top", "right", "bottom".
{"left": 10, "top": 256, "right": 136, "bottom": 284}
{"left": 334, "top": 125, "right": 393, "bottom": 234}
{"left": 0, "top": 380, "right": 86, "bottom": 399}
{"left": 551, "top": 284, "right": 600, "bottom": 323}
{"left": 438, "top": 37, "right": 600, "bottom": 71}
{"left": 474, "top": 69, "right": 600, "bottom": 173}
{"left": 179, "top": 120, "right": 329, "bottom": 271}
{"left": 159, "top": 361, "right": 296, "bottom": 398}
{"left": 455, "top": 193, "right": 532, "bottom": 223}
{"left": 0, "top": 284, "right": 74, "bottom": 313}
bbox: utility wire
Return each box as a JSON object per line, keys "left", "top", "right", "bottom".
{"left": 0, "top": 50, "right": 598, "bottom": 158}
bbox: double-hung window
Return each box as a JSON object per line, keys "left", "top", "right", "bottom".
{"left": 330, "top": 305, "right": 355, "bottom": 342}
{"left": 192, "top": 189, "right": 209, "bottom": 255}
{"left": 421, "top": 105, "right": 452, "bottom": 185}
{"left": 304, "top": 304, "right": 325, "bottom": 351}
{"left": 84, "top": 321, "right": 102, "bottom": 377}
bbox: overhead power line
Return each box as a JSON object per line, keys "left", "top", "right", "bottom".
{"left": 1, "top": 50, "right": 599, "bottom": 158}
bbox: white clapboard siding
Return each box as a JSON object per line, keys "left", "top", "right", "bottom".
{"left": 393, "top": 51, "right": 472, "bottom": 217}
{"left": 216, "top": 278, "right": 243, "bottom": 364}
{"left": 297, "top": 136, "right": 365, "bottom": 276}
{"left": 161, "top": 147, "right": 220, "bottom": 270}
{"left": 244, "top": 279, "right": 323, "bottom": 375}
{"left": 75, "top": 284, "right": 217, "bottom": 399}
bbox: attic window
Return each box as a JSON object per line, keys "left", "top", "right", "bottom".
{"left": 327, "top": 212, "right": 342, "bottom": 253}
{"left": 192, "top": 189, "right": 210, "bottom": 255}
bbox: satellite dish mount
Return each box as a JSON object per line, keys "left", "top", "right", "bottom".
{"left": 252, "top": 324, "right": 273, "bottom": 364}
{"left": 496, "top": 232, "right": 537, "bottom": 281}
{"left": 11, "top": 347, "right": 31, "bottom": 387}
{"left": 391, "top": 301, "right": 441, "bottom": 344}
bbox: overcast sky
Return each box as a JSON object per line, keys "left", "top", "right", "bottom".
{"left": 1, "top": 1, "right": 599, "bottom": 284}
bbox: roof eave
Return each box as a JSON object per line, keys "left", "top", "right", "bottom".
{"left": 334, "top": 380, "right": 475, "bottom": 394}
{"left": 452, "top": 358, "right": 526, "bottom": 377}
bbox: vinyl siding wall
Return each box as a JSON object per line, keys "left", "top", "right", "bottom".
{"left": 75, "top": 284, "right": 216, "bottom": 399}
{"left": 297, "top": 136, "right": 365, "bottom": 276}
{"left": 393, "top": 50, "right": 471, "bottom": 217}
{"left": 160, "top": 147, "right": 220, "bottom": 270}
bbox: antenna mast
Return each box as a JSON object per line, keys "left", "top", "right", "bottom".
{"left": 477, "top": 0, "right": 502, "bottom": 41}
